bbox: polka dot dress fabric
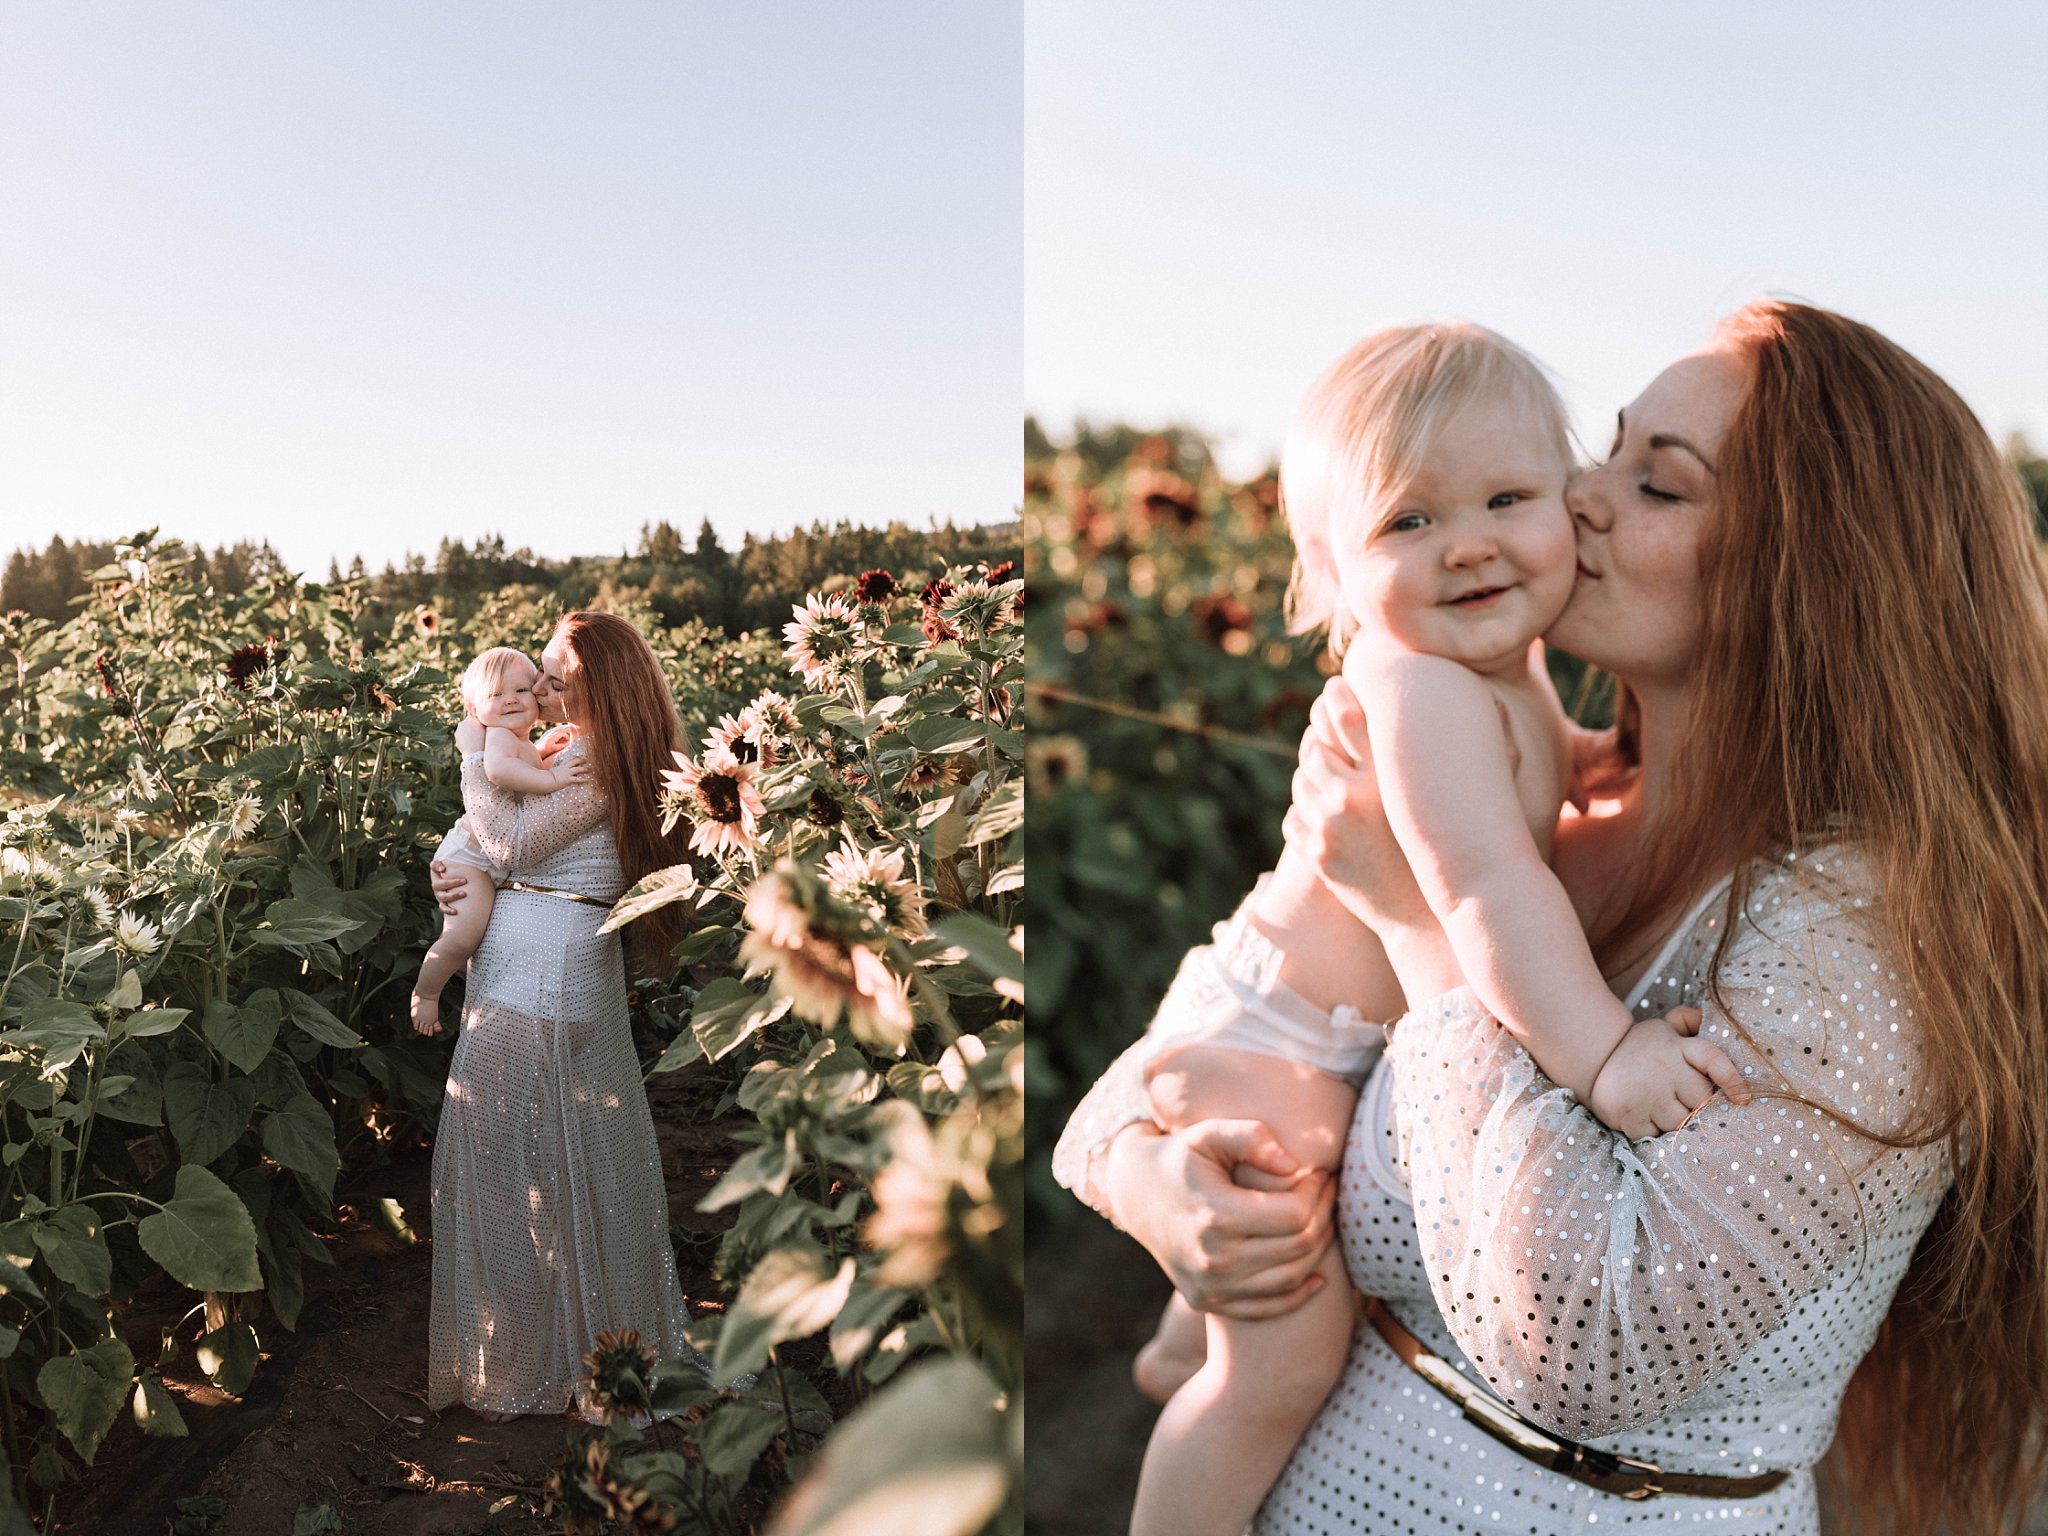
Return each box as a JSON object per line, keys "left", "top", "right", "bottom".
{"left": 426, "top": 746, "right": 708, "bottom": 1420}
{"left": 1059, "top": 850, "right": 1951, "bottom": 1533}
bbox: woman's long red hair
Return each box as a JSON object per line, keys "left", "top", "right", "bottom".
{"left": 554, "top": 610, "right": 691, "bottom": 971}
{"left": 1597, "top": 301, "right": 2048, "bottom": 1533}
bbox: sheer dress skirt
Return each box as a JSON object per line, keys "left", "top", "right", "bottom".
{"left": 426, "top": 886, "right": 699, "bottom": 1421}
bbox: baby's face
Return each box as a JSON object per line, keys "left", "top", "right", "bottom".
{"left": 475, "top": 656, "right": 540, "bottom": 731}
{"left": 1338, "top": 393, "right": 1576, "bottom": 669}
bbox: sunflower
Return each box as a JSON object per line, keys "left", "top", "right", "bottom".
{"left": 854, "top": 568, "right": 898, "bottom": 605}
{"left": 223, "top": 643, "right": 274, "bottom": 691}
{"left": 115, "top": 912, "right": 162, "bottom": 955}
{"left": 749, "top": 689, "right": 802, "bottom": 736}
{"left": 918, "top": 578, "right": 959, "bottom": 645}
{"left": 939, "top": 577, "right": 1017, "bottom": 639}
{"left": 223, "top": 793, "right": 263, "bottom": 842}
{"left": 659, "top": 748, "right": 765, "bottom": 860}
{"left": 703, "top": 709, "right": 776, "bottom": 770}
{"left": 580, "top": 1328, "right": 655, "bottom": 1422}
{"left": 738, "top": 865, "right": 913, "bottom": 1051}
{"left": 864, "top": 1111, "right": 953, "bottom": 1289}
{"left": 782, "top": 591, "right": 861, "bottom": 687}
{"left": 821, "top": 838, "right": 927, "bottom": 937}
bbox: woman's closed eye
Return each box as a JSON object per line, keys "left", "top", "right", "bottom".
{"left": 1639, "top": 481, "right": 1682, "bottom": 503}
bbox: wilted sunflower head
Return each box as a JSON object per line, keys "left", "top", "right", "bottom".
{"left": 580, "top": 1328, "right": 655, "bottom": 1422}
{"left": 542, "top": 1436, "right": 611, "bottom": 1535}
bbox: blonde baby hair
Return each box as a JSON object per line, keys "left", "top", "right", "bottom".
{"left": 459, "top": 646, "right": 536, "bottom": 718}
{"left": 1281, "top": 321, "right": 1573, "bottom": 658}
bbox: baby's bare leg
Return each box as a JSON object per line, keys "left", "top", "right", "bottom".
{"left": 1250, "top": 845, "right": 1407, "bottom": 1021}
{"left": 1133, "top": 1292, "right": 1208, "bottom": 1404}
{"left": 1132, "top": 1045, "right": 1358, "bottom": 1536}
{"left": 412, "top": 867, "right": 495, "bottom": 1036}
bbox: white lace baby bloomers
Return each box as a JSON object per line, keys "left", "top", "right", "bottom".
{"left": 1145, "top": 881, "right": 1387, "bottom": 1085}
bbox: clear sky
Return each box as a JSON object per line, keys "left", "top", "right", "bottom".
{"left": 1027, "top": 0, "right": 2048, "bottom": 478}
{"left": 2, "top": 3, "right": 1020, "bottom": 575}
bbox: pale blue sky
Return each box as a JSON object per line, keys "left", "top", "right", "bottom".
{"left": 1027, "top": 1, "right": 2048, "bottom": 477}
{"left": 2, "top": 3, "right": 1020, "bottom": 574}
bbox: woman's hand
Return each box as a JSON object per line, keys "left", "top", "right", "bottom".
{"left": 1563, "top": 718, "right": 1632, "bottom": 811}
{"left": 1098, "top": 1119, "right": 1336, "bottom": 1320}
{"left": 1282, "top": 677, "right": 1431, "bottom": 934}
{"left": 430, "top": 860, "right": 470, "bottom": 916}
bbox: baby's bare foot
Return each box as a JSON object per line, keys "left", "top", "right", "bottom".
{"left": 410, "top": 992, "right": 441, "bottom": 1036}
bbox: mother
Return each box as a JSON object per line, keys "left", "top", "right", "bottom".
{"left": 426, "top": 609, "right": 702, "bottom": 1422}
{"left": 1056, "top": 302, "right": 2048, "bottom": 1533}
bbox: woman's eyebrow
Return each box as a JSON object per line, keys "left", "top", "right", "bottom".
{"left": 1616, "top": 410, "right": 1716, "bottom": 473}
{"left": 1648, "top": 433, "right": 1716, "bottom": 473}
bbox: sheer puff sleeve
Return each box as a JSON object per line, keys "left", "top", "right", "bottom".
{"left": 1385, "top": 852, "right": 1951, "bottom": 1441}
{"left": 1050, "top": 1031, "right": 1160, "bottom": 1219}
{"left": 459, "top": 744, "right": 608, "bottom": 874}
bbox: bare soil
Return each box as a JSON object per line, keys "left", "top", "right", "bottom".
{"left": 1022, "top": 1220, "right": 1167, "bottom": 1536}
{"left": 48, "top": 1064, "right": 837, "bottom": 1536}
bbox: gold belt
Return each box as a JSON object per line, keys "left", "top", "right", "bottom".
{"left": 1361, "top": 1294, "right": 1790, "bottom": 1502}
{"left": 498, "top": 880, "right": 611, "bottom": 909}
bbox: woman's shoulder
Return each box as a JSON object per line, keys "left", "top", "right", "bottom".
{"left": 1724, "top": 841, "right": 1879, "bottom": 942}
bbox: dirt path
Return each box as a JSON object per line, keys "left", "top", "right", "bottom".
{"left": 51, "top": 1064, "right": 796, "bottom": 1536}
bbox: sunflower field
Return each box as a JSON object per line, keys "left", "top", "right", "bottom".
{"left": 1021, "top": 428, "right": 1329, "bottom": 1217}
{"left": 0, "top": 531, "right": 1022, "bottom": 1534}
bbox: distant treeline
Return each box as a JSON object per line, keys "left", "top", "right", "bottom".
{"left": 2, "top": 516, "right": 1020, "bottom": 636}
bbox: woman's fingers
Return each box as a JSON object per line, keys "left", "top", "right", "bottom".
{"left": 1180, "top": 1117, "right": 1303, "bottom": 1186}
{"left": 1206, "top": 1272, "right": 1327, "bottom": 1322}
{"left": 1306, "top": 676, "right": 1371, "bottom": 767}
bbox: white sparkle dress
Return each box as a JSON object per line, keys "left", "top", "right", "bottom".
{"left": 427, "top": 742, "right": 705, "bottom": 1420}
{"left": 1054, "top": 849, "right": 1952, "bottom": 1533}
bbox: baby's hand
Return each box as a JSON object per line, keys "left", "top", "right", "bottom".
{"left": 536, "top": 724, "right": 579, "bottom": 762}
{"left": 548, "top": 755, "right": 592, "bottom": 790}
{"left": 1586, "top": 1006, "right": 1751, "bottom": 1140}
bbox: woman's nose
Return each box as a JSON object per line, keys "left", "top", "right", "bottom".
{"left": 1565, "top": 467, "right": 1611, "bottom": 531}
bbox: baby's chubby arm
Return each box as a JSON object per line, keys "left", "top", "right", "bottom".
{"left": 482, "top": 726, "right": 590, "bottom": 794}
{"left": 1353, "top": 649, "right": 1639, "bottom": 1100}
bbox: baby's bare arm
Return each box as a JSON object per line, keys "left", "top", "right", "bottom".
{"left": 1588, "top": 1010, "right": 1750, "bottom": 1139}
{"left": 482, "top": 727, "right": 588, "bottom": 793}
{"left": 1351, "top": 648, "right": 1632, "bottom": 1098}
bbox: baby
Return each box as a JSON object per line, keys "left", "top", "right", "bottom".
{"left": 409, "top": 646, "right": 588, "bottom": 1037}
{"left": 1125, "top": 324, "right": 1748, "bottom": 1536}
